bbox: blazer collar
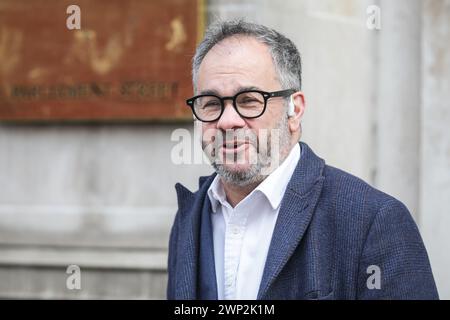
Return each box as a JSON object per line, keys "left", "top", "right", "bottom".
{"left": 257, "top": 142, "right": 326, "bottom": 299}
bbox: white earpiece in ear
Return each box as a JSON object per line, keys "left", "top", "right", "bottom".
{"left": 288, "top": 95, "right": 295, "bottom": 117}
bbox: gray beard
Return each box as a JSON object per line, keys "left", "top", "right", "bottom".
{"left": 203, "top": 114, "right": 292, "bottom": 187}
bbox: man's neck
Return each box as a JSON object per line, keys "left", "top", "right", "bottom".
{"left": 221, "top": 178, "right": 261, "bottom": 208}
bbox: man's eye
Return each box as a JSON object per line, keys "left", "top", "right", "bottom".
{"left": 241, "top": 98, "right": 258, "bottom": 103}
{"left": 203, "top": 101, "right": 220, "bottom": 108}
{"left": 239, "top": 97, "right": 262, "bottom": 106}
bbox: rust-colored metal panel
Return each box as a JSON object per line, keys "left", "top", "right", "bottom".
{"left": 0, "top": 0, "right": 204, "bottom": 122}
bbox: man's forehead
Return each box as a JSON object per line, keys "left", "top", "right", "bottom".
{"left": 197, "top": 36, "right": 278, "bottom": 92}
{"left": 208, "top": 35, "right": 267, "bottom": 53}
{"left": 198, "top": 86, "right": 262, "bottom": 96}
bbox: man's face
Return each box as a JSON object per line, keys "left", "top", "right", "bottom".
{"left": 196, "top": 36, "right": 292, "bottom": 186}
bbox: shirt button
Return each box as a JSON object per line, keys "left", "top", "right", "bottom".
{"left": 232, "top": 226, "right": 240, "bottom": 235}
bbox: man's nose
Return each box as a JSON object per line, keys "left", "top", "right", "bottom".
{"left": 216, "top": 100, "right": 246, "bottom": 130}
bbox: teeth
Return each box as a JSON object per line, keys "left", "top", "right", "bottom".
{"left": 224, "top": 142, "right": 242, "bottom": 148}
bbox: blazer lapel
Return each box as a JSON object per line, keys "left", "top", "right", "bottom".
{"left": 174, "top": 175, "right": 216, "bottom": 299}
{"left": 257, "top": 142, "right": 325, "bottom": 299}
{"left": 173, "top": 183, "right": 198, "bottom": 299}
{"left": 198, "top": 195, "right": 218, "bottom": 299}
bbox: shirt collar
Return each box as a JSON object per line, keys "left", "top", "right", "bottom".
{"left": 207, "top": 143, "right": 301, "bottom": 212}
{"left": 207, "top": 174, "right": 227, "bottom": 213}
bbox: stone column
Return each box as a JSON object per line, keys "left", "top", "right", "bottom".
{"left": 376, "top": 0, "right": 422, "bottom": 220}
{"left": 420, "top": 0, "right": 450, "bottom": 299}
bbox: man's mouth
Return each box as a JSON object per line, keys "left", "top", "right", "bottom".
{"left": 222, "top": 141, "right": 250, "bottom": 152}
{"left": 224, "top": 141, "right": 244, "bottom": 148}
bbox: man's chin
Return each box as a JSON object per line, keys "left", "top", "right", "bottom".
{"left": 213, "top": 162, "right": 264, "bottom": 187}
{"left": 219, "top": 163, "right": 253, "bottom": 174}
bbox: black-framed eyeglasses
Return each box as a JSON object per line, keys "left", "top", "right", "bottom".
{"left": 186, "top": 89, "right": 296, "bottom": 122}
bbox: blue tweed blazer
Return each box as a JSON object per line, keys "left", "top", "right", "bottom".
{"left": 167, "top": 142, "right": 438, "bottom": 299}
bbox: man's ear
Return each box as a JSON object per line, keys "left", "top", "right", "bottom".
{"left": 288, "top": 91, "right": 306, "bottom": 133}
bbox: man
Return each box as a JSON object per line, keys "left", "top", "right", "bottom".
{"left": 167, "top": 20, "right": 438, "bottom": 300}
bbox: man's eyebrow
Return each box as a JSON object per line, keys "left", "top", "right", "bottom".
{"left": 198, "top": 89, "right": 220, "bottom": 96}
{"left": 198, "top": 86, "right": 262, "bottom": 96}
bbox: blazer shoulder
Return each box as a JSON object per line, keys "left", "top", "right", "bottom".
{"left": 321, "top": 164, "right": 410, "bottom": 221}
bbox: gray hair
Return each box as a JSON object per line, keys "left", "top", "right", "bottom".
{"left": 192, "top": 19, "right": 302, "bottom": 93}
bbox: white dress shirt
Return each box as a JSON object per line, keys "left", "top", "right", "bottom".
{"left": 207, "top": 143, "right": 301, "bottom": 300}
